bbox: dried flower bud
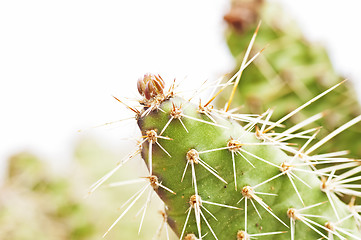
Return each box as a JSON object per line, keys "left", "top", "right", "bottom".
{"left": 137, "top": 73, "right": 165, "bottom": 100}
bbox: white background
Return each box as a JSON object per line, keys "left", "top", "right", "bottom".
{"left": 1, "top": 0, "right": 360, "bottom": 180}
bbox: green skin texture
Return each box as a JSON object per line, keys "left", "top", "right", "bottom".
{"left": 138, "top": 97, "right": 359, "bottom": 239}
{"left": 223, "top": 2, "right": 361, "bottom": 159}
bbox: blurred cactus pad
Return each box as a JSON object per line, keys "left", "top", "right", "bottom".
{"left": 222, "top": 0, "right": 361, "bottom": 158}
{"left": 0, "top": 140, "right": 162, "bottom": 239}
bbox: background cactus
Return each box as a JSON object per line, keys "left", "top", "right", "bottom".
{"left": 0, "top": 152, "right": 96, "bottom": 240}
{"left": 0, "top": 142, "right": 162, "bottom": 240}
{"left": 222, "top": 0, "right": 361, "bottom": 159}
{"left": 221, "top": 0, "right": 361, "bottom": 207}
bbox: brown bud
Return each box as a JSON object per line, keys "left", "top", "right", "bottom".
{"left": 137, "top": 73, "right": 165, "bottom": 100}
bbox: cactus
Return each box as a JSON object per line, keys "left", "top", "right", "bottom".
{"left": 222, "top": 0, "right": 361, "bottom": 159}
{"left": 90, "top": 64, "right": 361, "bottom": 239}
{"left": 87, "top": 6, "right": 361, "bottom": 238}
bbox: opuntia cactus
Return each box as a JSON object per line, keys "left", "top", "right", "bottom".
{"left": 90, "top": 65, "right": 361, "bottom": 239}
{"left": 88, "top": 12, "right": 361, "bottom": 238}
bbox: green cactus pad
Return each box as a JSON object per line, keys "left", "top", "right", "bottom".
{"left": 137, "top": 96, "right": 360, "bottom": 239}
